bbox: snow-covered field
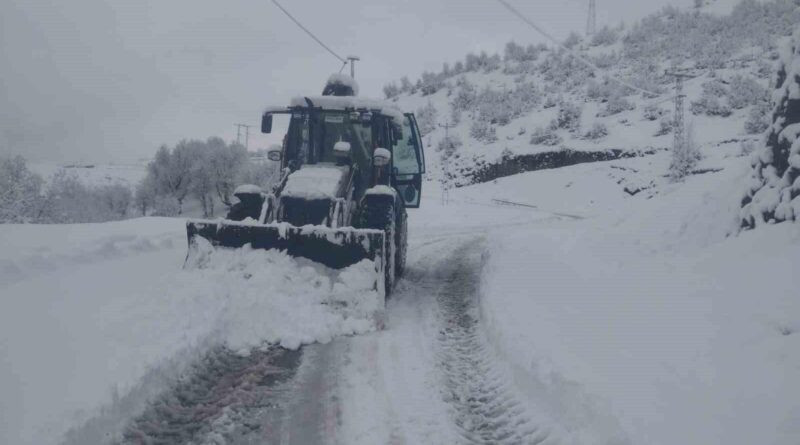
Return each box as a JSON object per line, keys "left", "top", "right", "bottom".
{"left": 28, "top": 163, "right": 147, "bottom": 189}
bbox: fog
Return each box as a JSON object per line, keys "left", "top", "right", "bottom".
{"left": 1, "top": 0, "right": 690, "bottom": 163}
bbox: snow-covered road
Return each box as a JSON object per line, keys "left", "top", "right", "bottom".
{"left": 56, "top": 211, "right": 564, "bottom": 444}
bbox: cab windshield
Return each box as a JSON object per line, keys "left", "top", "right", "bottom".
{"left": 285, "top": 110, "right": 371, "bottom": 165}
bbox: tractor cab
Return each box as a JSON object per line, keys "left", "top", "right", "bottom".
{"left": 261, "top": 96, "right": 425, "bottom": 209}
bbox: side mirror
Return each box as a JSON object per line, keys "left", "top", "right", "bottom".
{"left": 333, "top": 141, "right": 351, "bottom": 158}
{"left": 373, "top": 147, "right": 391, "bottom": 166}
{"left": 261, "top": 113, "right": 273, "bottom": 133}
{"left": 267, "top": 145, "right": 282, "bottom": 162}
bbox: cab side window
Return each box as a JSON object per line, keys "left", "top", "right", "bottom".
{"left": 393, "top": 115, "right": 421, "bottom": 175}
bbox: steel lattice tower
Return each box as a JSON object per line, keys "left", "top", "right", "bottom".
{"left": 587, "top": 0, "right": 597, "bottom": 36}
{"left": 667, "top": 70, "right": 692, "bottom": 155}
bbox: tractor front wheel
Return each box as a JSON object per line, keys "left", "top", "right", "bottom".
{"left": 361, "top": 198, "right": 396, "bottom": 297}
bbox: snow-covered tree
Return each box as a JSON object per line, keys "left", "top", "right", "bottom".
{"left": 383, "top": 82, "right": 400, "bottom": 99}
{"left": 744, "top": 102, "right": 771, "bottom": 135}
{"left": 189, "top": 140, "right": 216, "bottom": 217}
{"left": 450, "top": 77, "right": 478, "bottom": 114}
{"left": 727, "top": 75, "right": 768, "bottom": 110}
{"left": 41, "top": 170, "right": 96, "bottom": 223}
{"left": 0, "top": 155, "right": 44, "bottom": 223}
{"left": 147, "top": 144, "right": 193, "bottom": 214}
{"left": 741, "top": 28, "right": 800, "bottom": 228}
{"left": 419, "top": 71, "right": 445, "bottom": 96}
{"left": 134, "top": 174, "right": 157, "bottom": 216}
{"left": 95, "top": 183, "right": 132, "bottom": 219}
{"left": 399, "top": 76, "right": 413, "bottom": 94}
{"left": 207, "top": 138, "right": 248, "bottom": 209}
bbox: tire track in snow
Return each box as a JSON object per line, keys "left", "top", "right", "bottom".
{"left": 434, "top": 241, "right": 553, "bottom": 445}
{"left": 118, "top": 345, "right": 302, "bottom": 445}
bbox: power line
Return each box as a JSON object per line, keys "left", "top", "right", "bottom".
{"left": 492, "top": 0, "right": 660, "bottom": 98}
{"left": 270, "top": 0, "right": 347, "bottom": 64}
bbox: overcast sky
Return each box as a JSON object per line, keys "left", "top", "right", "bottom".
{"left": 0, "top": 0, "right": 693, "bottom": 164}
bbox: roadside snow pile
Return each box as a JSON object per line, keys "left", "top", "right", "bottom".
{"left": 184, "top": 237, "right": 382, "bottom": 350}
{"left": 472, "top": 156, "right": 800, "bottom": 444}
{"left": 0, "top": 218, "right": 380, "bottom": 445}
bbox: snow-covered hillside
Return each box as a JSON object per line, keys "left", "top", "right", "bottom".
{"left": 385, "top": 0, "right": 797, "bottom": 186}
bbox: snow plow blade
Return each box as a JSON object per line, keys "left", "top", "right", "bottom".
{"left": 186, "top": 220, "right": 385, "bottom": 272}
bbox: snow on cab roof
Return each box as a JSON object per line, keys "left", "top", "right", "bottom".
{"left": 285, "top": 95, "right": 405, "bottom": 123}
{"left": 325, "top": 73, "right": 360, "bottom": 96}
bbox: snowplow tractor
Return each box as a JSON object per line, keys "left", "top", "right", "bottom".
{"left": 186, "top": 75, "right": 426, "bottom": 297}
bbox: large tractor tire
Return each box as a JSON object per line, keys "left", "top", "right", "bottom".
{"left": 395, "top": 204, "right": 408, "bottom": 279}
{"left": 361, "top": 196, "right": 396, "bottom": 297}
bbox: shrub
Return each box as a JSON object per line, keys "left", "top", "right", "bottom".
{"left": 437, "top": 135, "right": 463, "bottom": 161}
{"left": 564, "top": 32, "right": 582, "bottom": 49}
{"left": 584, "top": 122, "right": 609, "bottom": 140}
{"left": 470, "top": 120, "right": 498, "bottom": 143}
{"left": 692, "top": 80, "right": 732, "bottom": 117}
{"left": 599, "top": 94, "right": 635, "bottom": 116}
{"left": 529, "top": 127, "right": 563, "bottom": 146}
{"left": 656, "top": 117, "right": 673, "bottom": 136}
{"left": 450, "top": 77, "right": 478, "bottom": 114}
{"left": 727, "top": 75, "right": 768, "bottom": 109}
{"left": 591, "top": 26, "right": 619, "bottom": 46}
{"left": 744, "top": 102, "right": 771, "bottom": 134}
{"left": 643, "top": 104, "right": 665, "bottom": 121}
{"left": 555, "top": 100, "right": 582, "bottom": 132}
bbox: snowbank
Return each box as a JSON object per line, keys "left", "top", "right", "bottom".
{"left": 475, "top": 156, "right": 800, "bottom": 444}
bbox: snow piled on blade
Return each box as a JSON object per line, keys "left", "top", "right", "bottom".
{"left": 184, "top": 236, "right": 382, "bottom": 350}
{"left": 281, "top": 164, "right": 348, "bottom": 200}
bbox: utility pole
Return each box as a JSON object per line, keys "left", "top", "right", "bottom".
{"left": 346, "top": 55, "right": 360, "bottom": 79}
{"left": 234, "top": 124, "right": 253, "bottom": 150}
{"left": 438, "top": 120, "right": 455, "bottom": 141}
{"left": 587, "top": 0, "right": 597, "bottom": 37}
{"left": 438, "top": 120, "right": 456, "bottom": 206}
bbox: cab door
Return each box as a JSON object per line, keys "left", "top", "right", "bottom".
{"left": 391, "top": 113, "right": 426, "bottom": 208}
